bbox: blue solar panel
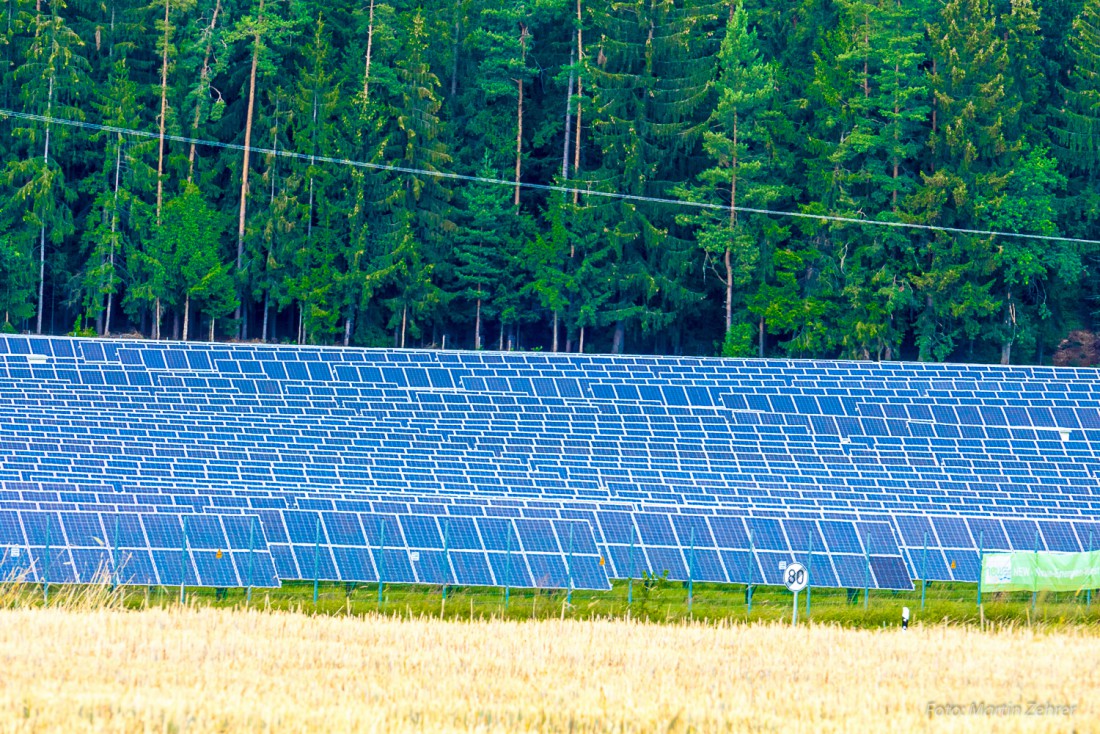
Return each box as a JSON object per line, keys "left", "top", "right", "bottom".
{"left": 7, "top": 335, "right": 1100, "bottom": 594}
{"left": 820, "top": 521, "right": 862, "bottom": 554}
{"left": 870, "top": 557, "right": 913, "bottom": 589}
{"left": 744, "top": 518, "right": 787, "bottom": 551}
{"left": 1038, "top": 521, "right": 1080, "bottom": 552}
{"left": 515, "top": 519, "right": 558, "bottom": 553}
{"left": 932, "top": 517, "right": 973, "bottom": 548}
{"left": 645, "top": 546, "right": 687, "bottom": 579}
{"left": 720, "top": 550, "right": 758, "bottom": 585}
{"left": 965, "top": 518, "right": 1010, "bottom": 550}
{"left": 1002, "top": 519, "right": 1043, "bottom": 551}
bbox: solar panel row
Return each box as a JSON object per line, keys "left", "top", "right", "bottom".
{"left": 2, "top": 336, "right": 1098, "bottom": 592}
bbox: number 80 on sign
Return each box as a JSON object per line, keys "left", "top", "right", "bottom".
{"left": 784, "top": 562, "right": 808, "bottom": 592}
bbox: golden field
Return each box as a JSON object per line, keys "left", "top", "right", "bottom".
{"left": 0, "top": 607, "right": 1094, "bottom": 733}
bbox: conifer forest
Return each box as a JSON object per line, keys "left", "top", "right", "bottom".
{"left": 1, "top": 0, "right": 1099, "bottom": 363}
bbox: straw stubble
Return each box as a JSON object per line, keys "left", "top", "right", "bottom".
{"left": 0, "top": 608, "right": 1093, "bottom": 732}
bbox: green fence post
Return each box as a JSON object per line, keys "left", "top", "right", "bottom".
{"left": 565, "top": 524, "right": 575, "bottom": 606}
{"left": 806, "top": 533, "right": 814, "bottom": 618}
{"left": 377, "top": 519, "right": 386, "bottom": 607}
{"left": 1029, "top": 530, "right": 1038, "bottom": 616}
{"left": 312, "top": 516, "right": 321, "bottom": 606}
{"left": 179, "top": 517, "right": 189, "bottom": 605}
{"left": 863, "top": 533, "right": 872, "bottom": 611}
{"left": 687, "top": 526, "right": 695, "bottom": 614}
{"left": 110, "top": 514, "right": 120, "bottom": 592}
{"left": 627, "top": 524, "right": 636, "bottom": 608}
{"left": 504, "top": 522, "right": 513, "bottom": 611}
{"left": 42, "top": 517, "right": 51, "bottom": 606}
{"left": 977, "top": 529, "right": 984, "bottom": 607}
{"left": 747, "top": 529, "right": 755, "bottom": 615}
{"left": 442, "top": 519, "right": 450, "bottom": 605}
{"left": 246, "top": 517, "right": 256, "bottom": 604}
{"left": 920, "top": 532, "right": 929, "bottom": 612}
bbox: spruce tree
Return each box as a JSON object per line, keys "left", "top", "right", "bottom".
{"left": 3, "top": 0, "right": 87, "bottom": 334}
{"left": 586, "top": 0, "right": 719, "bottom": 353}
{"left": 80, "top": 57, "right": 155, "bottom": 335}
{"left": 677, "top": 1, "right": 779, "bottom": 353}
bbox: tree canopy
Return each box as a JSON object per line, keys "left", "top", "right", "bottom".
{"left": 0, "top": 0, "right": 1097, "bottom": 364}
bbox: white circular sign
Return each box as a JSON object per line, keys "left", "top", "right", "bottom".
{"left": 783, "top": 562, "right": 808, "bottom": 592}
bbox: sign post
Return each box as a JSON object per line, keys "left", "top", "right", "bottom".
{"left": 784, "top": 562, "right": 808, "bottom": 625}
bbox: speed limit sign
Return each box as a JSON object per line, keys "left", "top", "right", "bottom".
{"left": 784, "top": 562, "right": 808, "bottom": 592}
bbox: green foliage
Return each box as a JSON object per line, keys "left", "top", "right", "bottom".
{"left": 0, "top": 0, "right": 1094, "bottom": 363}
{"left": 0, "top": 235, "right": 35, "bottom": 328}
{"left": 720, "top": 324, "right": 755, "bottom": 358}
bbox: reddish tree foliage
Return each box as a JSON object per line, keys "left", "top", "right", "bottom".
{"left": 1053, "top": 331, "right": 1100, "bottom": 367}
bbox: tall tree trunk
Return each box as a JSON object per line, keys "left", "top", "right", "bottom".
{"left": 36, "top": 75, "right": 53, "bottom": 336}
{"left": 562, "top": 50, "right": 574, "bottom": 179}
{"left": 182, "top": 294, "right": 190, "bottom": 341}
{"left": 1001, "top": 294, "right": 1015, "bottom": 365}
{"left": 892, "top": 61, "right": 899, "bottom": 209}
{"left": 612, "top": 320, "right": 624, "bottom": 354}
{"left": 726, "top": 113, "right": 738, "bottom": 334}
{"left": 363, "top": 0, "right": 375, "bottom": 100}
{"left": 188, "top": 0, "right": 221, "bottom": 182}
{"left": 343, "top": 315, "right": 352, "bottom": 346}
{"left": 236, "top": 0, "right": 265, "bottom": 339}
{"left": 572, "top": 0, "right": 583, "bottom": 205}
{"left": 552, "top": 310, "right": 559, "bottom": 352}
{"left": 154, "top": 297, "right": 162, "bottom": 340}
{"left": 474, "top": 293, "right": 482, "bottom": 349}
{"left": 513, "top": 25, "right": 529, "bottom": 207}
{"left": 37, "top": 225, "right": 45, "bottom": 335}
{"left": 449, "top": 5, "right": 459, "bottom": 97}
{"left": 260, "top": 100, "right": 280, "bottom": 344}
{"left": 758, "top": 315, "right": 765, "bottom": 358}
{"left": 209, "top": 316, "right": 215, "bottom": 341}
{"left": 105, "top": 144, "right": 121, "bottom": 336}
{"left": 156, "top": 0, "right": 171, "bottom": 224}
{"left": 400, "top": 304, "right": 408, "bottom": 348}
{"left": 579, "top": 325, "right": 585, "bottom": 353}
{"left": 261, "top": 291, "right": 269, "bottom": 343}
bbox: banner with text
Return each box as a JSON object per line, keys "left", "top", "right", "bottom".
{"left": 980, "top": 550, "right": 1100, "bottom": 592}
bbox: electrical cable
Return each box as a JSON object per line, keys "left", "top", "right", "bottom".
{"left": 3, "top": 107, "right": 1099, "bottom": 246}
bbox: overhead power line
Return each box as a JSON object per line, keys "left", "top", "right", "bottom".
{"left": 4, "top": 107, "right": 1099, "bottom": 247}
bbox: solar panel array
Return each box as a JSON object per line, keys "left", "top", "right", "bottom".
{"left": 2, "top": 335, "right": 1099, "bottom": 592}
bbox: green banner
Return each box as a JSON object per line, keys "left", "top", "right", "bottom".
{"left": 980, "top": 550, "right": 1100, "bottom": 593}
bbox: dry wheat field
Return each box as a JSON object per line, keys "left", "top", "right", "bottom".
{"left": 0, "top": 607, "right": 1094, "bottom": 733}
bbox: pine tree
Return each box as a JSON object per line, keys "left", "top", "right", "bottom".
{"left": 286, "top": 13, "right": 342, "bottom": 344}
{"left": 460, "top": 0, "right": 534, "bottom": 197}
{"left": 3, "top": 0, "right": 87, "bottom": 334}
{"left": 452, "top": 159, "right": 511, "bottom": 349}
{"left": 180, "top": 0, "right": 226, "bottom": 183}
{"left": 802, "top": 0, "right": 928, "bottom": 359}
{"left": 169, "top": 184, "right": 236, "bottom": 340}
{"left": 378, "top": 8, "right": 452, "bottom": 347}
{"left": 677, "top": 2, "right": 779, "bottom": 353}
{"left": 523, "top": 192, "right": 575, "bottom": 352}
{"left": 150, "top": 0, "right": 196, "bottom": 224}
{"left": 80, "top": 57, "right": 155, "bottom": 335}
{"left": 1053, "top": 0, "right": 1100, "bottom": 238}
{"left": 226, "top": 0, "right": 295, "bottom": 339}
{"left": 586, "top": 0, "right": 719, "bottom": 353}
{"left": 0, "top": 235, "right": 35, "bottom": 330}
{"left": 910, "top": 0, "right": 1016, "bottom": 361}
